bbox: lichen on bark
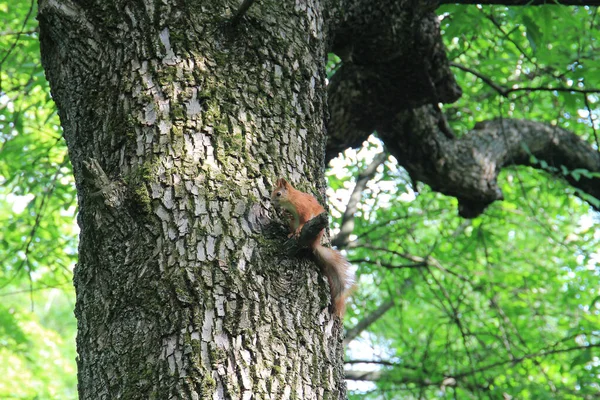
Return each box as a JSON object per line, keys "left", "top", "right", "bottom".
{"left": 39, "top": 0, "right": 347, "bottom": 398}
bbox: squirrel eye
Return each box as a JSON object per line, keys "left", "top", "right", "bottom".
{"left": 276, "top": 192, "right": 282, "bottom": 197}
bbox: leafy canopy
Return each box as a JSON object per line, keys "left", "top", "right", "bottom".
{"left": 336, "top": 4, "right": 600, "bottom": 399}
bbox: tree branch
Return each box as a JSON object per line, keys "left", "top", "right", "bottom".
{"left": 230, "top": 0, "right": 257, "bottom": 25}
{"left": 0, "top": 0, "right": 35, "bottom": 93}
{"left": 345, "top": 359, "right": 404, "bottom": 367}
{"left": 382, "top": 107, "right": 600, "bottom": 217}
{"left": 343, "top": 299, "right": 395, "bottom": 345}
{"left": 452, "top": 343, "right": 600, "bottom": 382}
{"left": 345, "top": 343, "right": 600, "bottom": 385}
{"left": 280, "top": 212, "right": 329, "bottom": 255}
{"left": 326, "top": 0, "right": 600, "bottom": 217}
{"left": 345, "top": 369, "right": 385, "bottom": 381}
{"left": 450, "top": 62, "right": 600, "bottom": 97}
{"left": 358, "top": 245, "right": 472, "bottom": 282}
{"left": 326, "top": 0, "right": 462, "bottom": 161}
{"left": 583, "top": 94, "right": 600, "bottom": 151}
{"left": 331, "top": 152, "right": 388, "bottom": 248}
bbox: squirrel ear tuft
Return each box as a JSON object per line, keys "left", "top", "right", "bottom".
{"left": 275, "top": 178, "right": 291, "bottom": 188}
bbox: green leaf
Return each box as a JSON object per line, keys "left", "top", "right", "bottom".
{"left": 571, "top": 348, "right": 592, "bottom": 368}
{"left": 522, "top": 16, "right": 541, "bottom": 54}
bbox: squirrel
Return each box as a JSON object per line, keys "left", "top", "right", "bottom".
{"left": 271, "top": 178, "right": 354, "bottom": 317}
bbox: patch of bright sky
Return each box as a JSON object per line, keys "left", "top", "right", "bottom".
{"left": 5, "top": 193, "right": 34, "bottom": 213}
{"left": 327, "top": 136, "right": 413, "bottom": 392}
{"left": 345, "top": 331, "right": 395, "bottom": 392}
{"left": 345, "top": 266, "right": 397, "bottom": 392}
{"left": 327, "top": 135, "right": 415, "bottom": 224}
{"left": 0, "top": 93, "right": 13, "bottom": 110}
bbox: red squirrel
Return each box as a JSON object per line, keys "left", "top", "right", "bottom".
{"left": 271, "top": 178, "right": 354, "bottom": 317}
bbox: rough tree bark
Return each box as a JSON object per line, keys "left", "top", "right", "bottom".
{"left": 39, "top": 0, "right": 346, "bottom": 398}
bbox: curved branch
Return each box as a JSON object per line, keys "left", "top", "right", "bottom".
{"left": 331, "top": 82, "right": 600, "bottom": 217}
{"left": 382, "top": 108, "right": 600, "bottom": 217}
{"left": 326, "top": 0, "right": 462, "bottom": 161}
{"left": 326, "top": 0, "right": 600, "bottom": 218}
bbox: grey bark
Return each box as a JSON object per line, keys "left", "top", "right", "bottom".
{"left": 38, "top": 0, "right": 346, "bottom": 398}
{"left": 382, "top": 107, "right": 600, "bottom": 217}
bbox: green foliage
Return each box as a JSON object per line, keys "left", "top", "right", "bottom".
{"left": 1, "top": 0, "right": 77, "bottom": 398}
{"left": 336, "top": 141, "right": 600, "bottom": 399}
{"left": 337, "top": 6, "right": 600, "bottom": 398}
{"left": 0, "top": 289, "right": 77, "bottom": 399}
{"left": 438, "top": 4, "right": 599, "bottom": 140}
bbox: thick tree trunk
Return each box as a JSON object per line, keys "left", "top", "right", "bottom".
{"left": 38, "top": 0, "right": 346, "bottom": 398}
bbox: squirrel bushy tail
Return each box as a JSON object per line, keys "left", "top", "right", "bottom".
{"left": 312, "top": 243, "right": 353, "bottom": 317}
{"left": 271, "top": 178, "right": 354, "bottom": 318}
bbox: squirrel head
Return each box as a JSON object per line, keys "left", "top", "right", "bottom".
{"left": 271, "top": 178, "right": 291, "bottom": 207}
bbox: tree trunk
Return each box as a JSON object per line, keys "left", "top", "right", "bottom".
{"left": 38, "top": 0, "right": 346, "bottom": 398}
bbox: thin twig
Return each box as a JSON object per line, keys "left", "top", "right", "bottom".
{"left": 0, "top": 0, "right": 35, "bottom": 93}
{"left": 0, "top": 281, "right": 71, "bottom": 297}
{"left": 332, "top": 151, "right": 387, "bottom": 248}
{"left": 344, "top": 299, "right": 395, "bottom": 345}
{"left": 360, "top": 245, "right": 472, "bottom": 282}
{"left": 450, "top": 62, "right": 600, "bottom": 97}
{"left": 344, "top": 342, "right": 600, "bottom": 385}
{"left": 349, "top": 258, "right": 427, "bottom": 270}
{"left": 583, "top": 94, "right": 600, "bottom": 152}
{"left": 0, "top": 29, "right": 37, "bottom": 37}
{"left": 0, "top": 158, "right": 68, "bottom": 295}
